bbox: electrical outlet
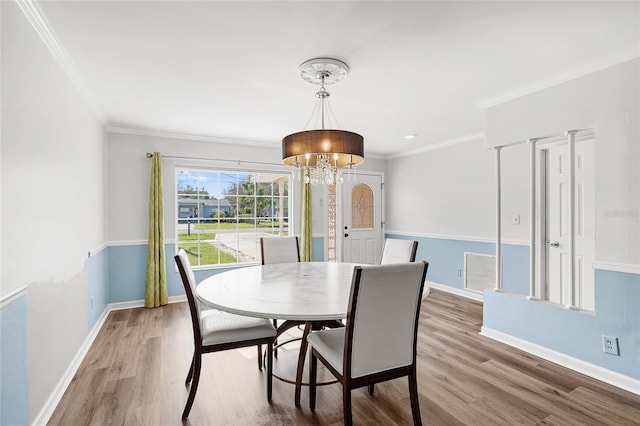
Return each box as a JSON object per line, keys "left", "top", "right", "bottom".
{"left": 456, "top": 268, "right": 462, "bottom": 277}
{"left": 602, "top": 335, "right": 619, "bottom": 356}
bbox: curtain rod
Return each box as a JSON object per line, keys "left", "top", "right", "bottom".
{"left": 145, "top": 152, "right": 283, "bottom": 167}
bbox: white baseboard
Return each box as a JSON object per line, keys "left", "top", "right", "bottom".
{"left": 480, "top": 326, "right": 640, "bottom": 396}
{"left": 31, "top": 295, "right": 187, "bottom": 425}
{"left": 428, "top": 281, "right": 484, "bottom": 302}
{"left": 31, "top": 306, "right": 111, "bottom": 426}
{"left": 108, "top": 294, "right": 187, "bottom": 311}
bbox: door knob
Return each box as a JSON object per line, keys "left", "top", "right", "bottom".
{"left": 344, "top": 233, "right": 349, "bottom": 238}
{"left": 546, "top": 241, "right": 560, "bottom": 248}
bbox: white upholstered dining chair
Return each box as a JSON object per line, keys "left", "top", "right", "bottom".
{"left": 260, "top": 236, "right": 301, "bottom": 354}
{"left": 174, "top": 249, "right": 277, "bottom": 419}
{"left": 379, "top": 238, "right": 419, "bottom": 264}
{"left": 260, "top": 236, "right": 301, "bottom": 265}
{"left": 307, "top": 261, "right": 429, "bottom": 426}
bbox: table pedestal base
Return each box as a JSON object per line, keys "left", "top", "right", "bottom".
{"left": 273, "top": 320, "right": 343, "bottom": 406}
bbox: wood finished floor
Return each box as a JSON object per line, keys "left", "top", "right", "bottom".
{"left": 49, "top": 289, "right": 640, "bottom": 425}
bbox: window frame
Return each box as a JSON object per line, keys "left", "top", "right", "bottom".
{"left": 175, "top": 165, "right": 293, "bottom": 270}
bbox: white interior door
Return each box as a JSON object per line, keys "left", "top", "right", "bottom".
{"left": 339, "top": 172, "right": 383, "bottom": 264}
{"left": 545, "top": 140, "right": 595, "bottom": 310}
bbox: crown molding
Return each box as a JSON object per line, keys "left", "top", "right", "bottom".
{"left": 107, "top": 125, "right": 388, "bottom": 161}
{"left": 16, "top": 0, "right": 107, "bottom": 124}
{"left": 387, "top": 132, "right": 485, "bottom": 159}
{"left": 107, "top": 126, "right": 281, "bottom": 149}
{"left": 478, "top": 45, "right": 640, "bottom": 109}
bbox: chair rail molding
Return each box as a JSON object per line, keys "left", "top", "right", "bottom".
{"left": 0, "top": 285, "right": 28, "bottom": 309}
{"left": 592, "top": 261, "right": 640, "bottom": 275}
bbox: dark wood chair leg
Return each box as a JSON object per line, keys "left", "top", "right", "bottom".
{"left": 343, "top": 385, "right": 353, "bottom": 426}
{"left": 273, "top": 319, "right": 278, "bottom": 358}
{"left": 267, "top": 343, "right": 273, "bottom": 401}
{"left": 309, "top": 351, "right": 317, "bottom": 410}
{"left": 368, "top": 384, "right": 375, "bottom": 395}
{"left": 408, "top": 371, "right": 422, "bottom": 426}
{"left": 257, "top": 344, "right": 263, "bottom": 370}
{"left": 185, "top": 353, "right": 195, "bottom": 384}
{"left": 182, "top": 354, "right": 201, "bottom": 419}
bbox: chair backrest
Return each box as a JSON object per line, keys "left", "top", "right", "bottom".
{"left": 344, "top": 262, "right": 428, "bottom": 379}
{"left": 379, "top": 238, "right": 418, "bottom": 264}
{"left": 174, "top": 249, "right": 203, "bottom": 343}
{"left": 260, "top": 236, "right": 301, "bottom": 265}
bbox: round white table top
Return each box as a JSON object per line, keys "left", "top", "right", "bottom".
{"left": 196, "top": 262, "right": 360, "bottom": 321}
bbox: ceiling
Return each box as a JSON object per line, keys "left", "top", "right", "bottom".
{"left": 35, "top": 1, "right": 639, "bottom": 157}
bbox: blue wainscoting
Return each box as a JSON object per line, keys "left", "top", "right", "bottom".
{"left": 108, "top": 243, "right": 260, "bottom": 303}
{"left": 1, "top": 295, "right": 29, "bottom": 425}
{"left": 484, "top": 269, "right": 640, "bottom": 380}
{"left": 87, "top": 248, "right": 109, "bottom": 328}
{"left": 110, "top": 243, "right": 183, "bottom": 302}
{"left": 312, "top": 236, "right": 325, "bottom": 261}
{"left": 385, "top": 233, "right": 529, "bottom": 295}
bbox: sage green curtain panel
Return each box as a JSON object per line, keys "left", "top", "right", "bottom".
{"left": 145, "top": 152, "right": 168, "bottom": 308}
{"left": 301, "top": 170, "right": 313, "bottom": 262}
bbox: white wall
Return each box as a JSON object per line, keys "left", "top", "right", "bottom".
{"left": 386, "top": 139, "right": 529, "bottom": 243}
{"left": 387, "top": 59, "right": 639, "bottom": 268}
{"left": 108, "top": 131, "right": 386, "bottom": 243}
{"left": 108, "top": 132, "right": 296, "bottom": 242}
{"left": 486, "top": 59, "right": 640, "bottom": 265}
{"left": 1, "top": 2, "right": 107, "bottom": 420}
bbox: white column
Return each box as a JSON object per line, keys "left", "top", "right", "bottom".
{"left": 528, "top": 138, "right": 539, "bottom": 300}
{"left": 495, "top": 146, "right": 503, "bottom": 292}
{"left": 566, "top": 130, "right": 579, "bottom": 309}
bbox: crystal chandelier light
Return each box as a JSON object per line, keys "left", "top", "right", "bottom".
{"left": 282, "top": 58, "right": 364, "bottom": 185}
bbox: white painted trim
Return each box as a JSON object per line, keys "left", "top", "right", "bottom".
{"left": 31, "top": 305, "right": 111, "bottom": 426}
{"left": 428, "top": 281, "right": 484, "bottom": 302}
{"left": 87, "top": 243, "right": 108, "bottom": 258}
{"left": 593, "top": 261, "right": 640, "bottom": 275}
{"left": 109, "top": 295, "right": 187, "bottom": 311}
{"left": 16, "top": 0, "right": 107, "bottom": 124}
{"left": 108, "top": 126, "right": 279, "bottom": 149}
{"left": 108, "top": 240, "right": 148, "bottom": 247}
{"left": 32, "top": 295, "right": 188, "bottom": 425}
{"left": 110, "top": 240, "right": 172, "bottom": 247}
{"left": 480, "top": 326, "right": 640, "bottom": 396}
{"left": 478, "top": 46, "right": 640, "bottom": 109}
{"left": 387, "top": 132, "right": 485, "bottom": 159}
{"left": 108, "top": 126, "right": 387, "bottom": 161}
{"left": 385, "top": 230, "right": 529, "bottom": 246}
{"left": 0, "top": 285, "right": 28, "bottom": 309}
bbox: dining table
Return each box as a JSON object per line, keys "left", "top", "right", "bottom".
{"left": 196, "top": 261, "right": 360, "bottom": 406}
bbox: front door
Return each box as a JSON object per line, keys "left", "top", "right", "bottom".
{"left": 339, "top": 172, "right": 383, "bottom": 264}
{"left": 544, "top": 139, "right": 595, "bottom": 310}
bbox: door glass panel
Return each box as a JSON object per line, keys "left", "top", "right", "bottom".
{"left": 351, "top": 184, "right": 374, "bottom": 229}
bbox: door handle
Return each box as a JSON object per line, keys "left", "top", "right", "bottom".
{"left": 546, "top": 241, "right": 560, "bottom": 248}
{"left": 344, "top": 233, "right": 349, "bottom": 238}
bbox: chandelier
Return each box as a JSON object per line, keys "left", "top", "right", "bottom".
{"left": 282, "top": 58, "right": 364, "bottom": 185}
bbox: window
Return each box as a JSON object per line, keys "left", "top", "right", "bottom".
{"left": 177, "top": 169, "right": 290, "bottom": 268}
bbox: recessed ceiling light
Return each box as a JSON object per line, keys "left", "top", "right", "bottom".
{"left": 404, "top": 134, "right": 417, "bottom": 139}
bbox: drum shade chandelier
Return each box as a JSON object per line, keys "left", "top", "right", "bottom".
{"left": 282, "top": 58, "right": 364, "bottom": 185}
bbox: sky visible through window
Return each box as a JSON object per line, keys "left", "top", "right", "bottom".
{"left": 176, "top": 168, "right": 290, "bottom": 267}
